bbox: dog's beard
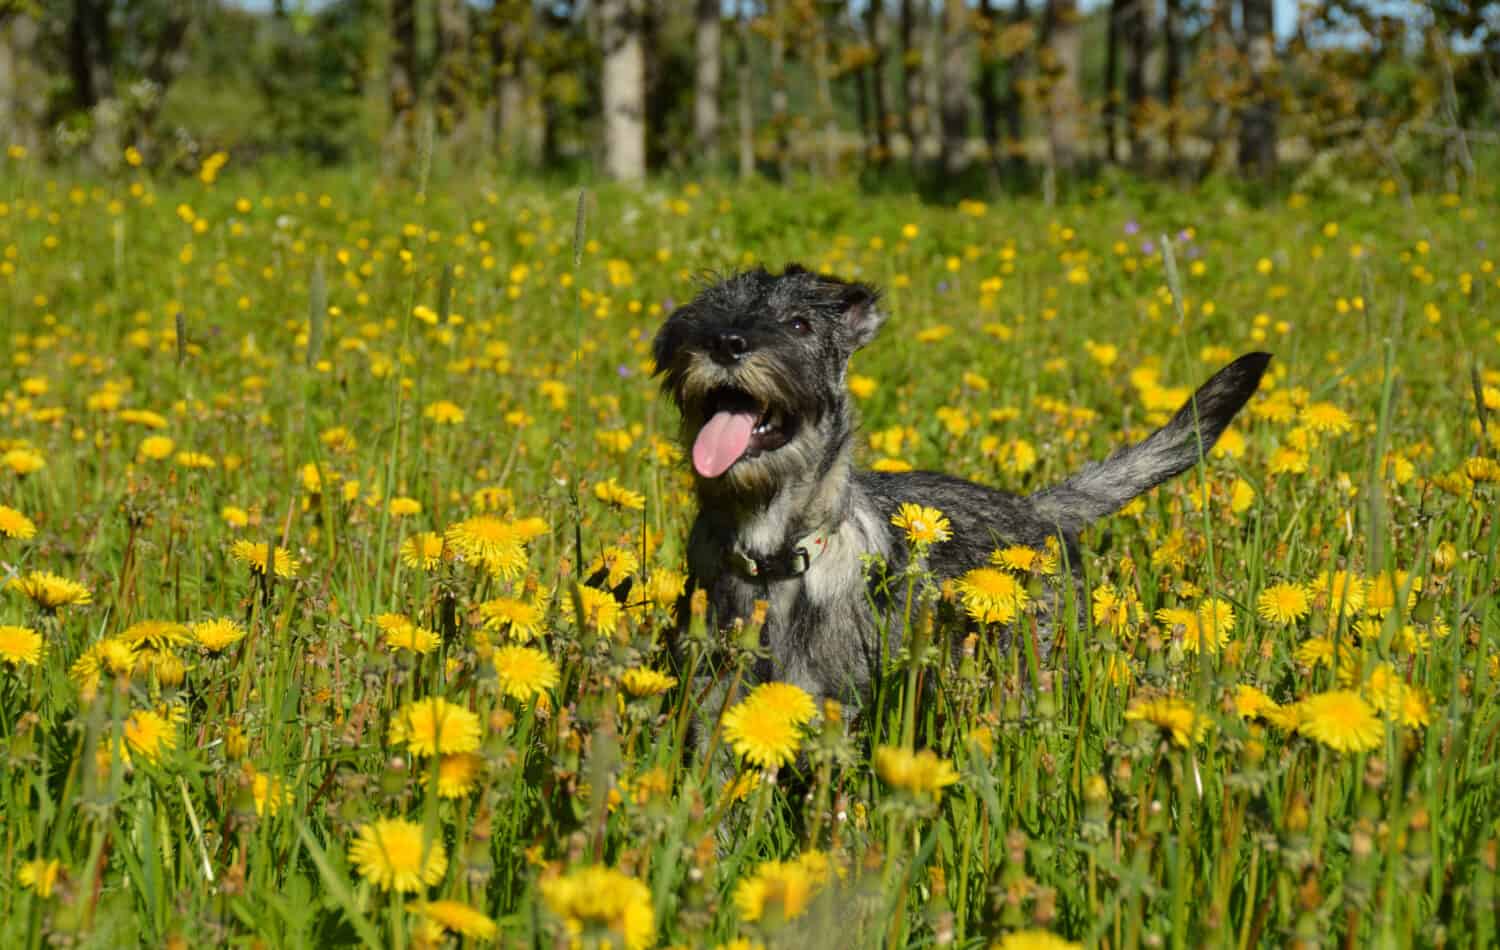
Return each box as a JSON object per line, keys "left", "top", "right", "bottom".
{"left": 672, "top": 351, "right": 835, "bottom": 501}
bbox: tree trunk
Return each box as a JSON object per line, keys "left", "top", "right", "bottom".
{"left": 435, "top": 0, "right": 471, "bottom": 140}
{"left": 864, "top": 0, "right": 892, "bottom": 163}
{"left": 1238, "top": 0, "right": 1276, "bottom": 178}
{"left": 1123, "top": 0, "right": 1150, "bottom": 169}
{"left": 1162, "top": 0, "right": 1182, "bottom": 169}
{"left": 601, "top": 0, "right": 647, "bottom": 181}
{"left": 1104, "top": 0, "right": 1121, "bottom": 163}
{"left": 737, "top": 0, "right": 755, "bottom": 179}
{"left": 1203, "top": 0, "right": 1235, "bottom": 175}
{"left": 813, "top": 3, "right": 836, "bottom": 176}
{"left": 939, "top": 0, "right": 972, "bottom": 174}
{"left": 1002, "top": 0, "right": 1030, "bottom": 175}
{"left": 899, "top": 0, "right": 928, "bottom": 169}
{"left": 489, "top": 2, "right": 530, "bottom": 164}
{"left": 0, "top": 14, "right": 44, "bottom": 155}
{"left": 694, "top": 0, "right": 720, "bottom": 165}
{"left": 769, "top": 0, "right": 789, "bottom": 177}
{"left": 976, "top": 0, "right": 1000, "bottom": 172}
{"left": 387, "top": 0, "right": 419, "bottom": 161}
{"left": 1044, "top": 0, "right": 1081, "bottom": 173}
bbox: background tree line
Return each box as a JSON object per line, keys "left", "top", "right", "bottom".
{"left": 1, "top": 0, "right": 1495, "bottom": 193}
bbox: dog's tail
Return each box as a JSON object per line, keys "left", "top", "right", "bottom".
{"left": 1029, "top": 352, "right": 1272, "bottom": 536}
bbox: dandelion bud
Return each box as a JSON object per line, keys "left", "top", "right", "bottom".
{"left": 1433, "top": 540, "right": 1457, "bottom": 572}
{"left": 1284, "top": 793, "right": 1310, "bottom": 833}
{"left": 224, "top": 725, "right": 248, "bottom": 760}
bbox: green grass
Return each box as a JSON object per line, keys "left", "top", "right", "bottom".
{"left": 1, "top": 150, "right": 1498, "bottom": 948}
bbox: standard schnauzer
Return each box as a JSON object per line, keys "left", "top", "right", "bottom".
{"left": 653, "top": 264, "right": 1270, "bottom": 712}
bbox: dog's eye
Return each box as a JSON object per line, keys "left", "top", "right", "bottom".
{"left": 787, "top": 317, "right": 811, "bottom": 335}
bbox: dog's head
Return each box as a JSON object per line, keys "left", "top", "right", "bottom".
{"left": 652, "top": 265, "right": 886, "bottom": 498}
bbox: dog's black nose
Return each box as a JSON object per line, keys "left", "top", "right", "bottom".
{"left": 712, "top": 331, "right": 749, "bottom": 364}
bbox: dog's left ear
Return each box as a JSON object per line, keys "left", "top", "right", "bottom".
{"left": 839, "top": 282, "right": 886, "bottom": 352}
{"left": 652, "top": 305, "right": 691, "bottom": 378}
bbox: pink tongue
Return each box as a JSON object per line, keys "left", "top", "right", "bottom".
{"left": 692, "top": 410, "right": 757, "bottom": 478}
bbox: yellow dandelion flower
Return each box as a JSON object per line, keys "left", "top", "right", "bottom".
{"left": 1297, "top": 689, "right": 1384, "bottom": 753}
{"left": 891, "top": 503, "right": 952, "bottom": 546}
{"left": 69, "top": 637, "right": 135, "bottom": 696}
{"left": 348, "top": 818, "right": 448, "bottom": 893}
{"left": 423, "top": 400, "right": 465, "bottom": 425}
{"left": 1263, "top": 698, "right": 1306, "bottom": 732}
{"left": 1396, "top": 686, "right": 1431, "bottom": 729}
{"left": 221, "top": 505, "right": 250, "bottom": 528}
{"left": 174, "top": 451, "right": 216, "bottom": 469}
{"left": 992, "top": 544, "right": 1057, "bottom": 575}
{"left": 401, "top": 532, "right": 446, "bottom": 571}
{"left": 446, "top": 516, "right": 528, "bottom": 579}
{"left": 1466, "top": 456, "right": 1500, "bottom": 483}
{"left": 1124, "top": 695, "right": 1209, "bottom": 747}
{"left": 0, "top": 624, "right": 43, "bottom": 667}
{"left": 137, "top": 435, "right": 175, "bottom": 461}
{"left": 1299, "top": 402, "right": 1353, "bottom": 435}
{"left": 8, "top": 571, "right": 92, "bottom": 611}
{"left": 721, "top": 681, "right": 817, "bottom": 770}
{"left": 375, "top": 612, "right": 414, "bottom": 632}
{"left": 2, "top": 447, "right": 46, "bottom": 474}
{"left": 539, "top": 864, "right": 655, "bottom": 950}
{"left": 733, "top": 851, "right": 832, "bottom": 923}
{"left": 388, "top": 697, "right": 482, "bottom": 757}
{"left": 123, "top": 708, "right": 177, "bottom": 762}
{"left": 228, "top": 540, "right": 300, "bottom": 578}
{"left": 645, "top": 569, "right": 686, "bottom": 611}
{"left": 1155, "top": 598, "right": 1234, "bottom": 653}
{"left": 410, "top": 900, "right": 497, "bottom": 940}
{"left": 250, "top": 768, "right": 293, "bottom": 817}
{"left": 1256, "top": 582, "right": 1310, "bottom": 625}
{"left": 594, "top": 478, "right": 646, "bottom": 511}
{"left": 573, "top": 585, "right": 622, "bottom": 637}
{"left": 190, "top": 618, "right": 246, "bottom": 653}
{"left": 1294, "top": 636, "right": 1336, "bottom": 668}
{"left": 620, "top": 667, "right": 677, "bottom": 698}
{"left": 118, "top": 619, "right": 191, "bottom": 650}
{"left": 1365, "top": 570, "right": 1419, "bottom": 617}
{"left": 389, "top": 496, "right": 423, "bottom": 517}
{"left": 478, "top": 596, "right": 544, "bottom": 642}
{"left": 957, "top": 568, "right": 1029, "bottom": 624}
{"left": 1312, "top": 569, "right": 1367, "bottom": 617}
{"left": 1230, "top": 478, "right": 1256, "bottom": 514}
{"left": 874, "top": 746, "right": 961, "bottom": 801}
{"left": 1268, "top": 446, "right": 1310, "bottom": 475}
{"left": 423, "top": 752, "right": 485, "bottom": 798}
{"left": 1091, "top": 583, "right": 1137, "bottom": 635}
{"left": 1234, "top": 684, "right": 1280, "bottom": 720}
{"left": 0, "top": 504, "right": 37, "bottom": 539}
{"left": 992, "top": 930, "right": 1082, "bottom": 950}
{"left": 492, "top": 645, "right": 560, "bottom": 702}
{"left": 587, "top": 545, "right": 640, "bottom": 588}
{"left": 385, "top": 623, "right": 440, "bottom": 655}
{"left": 18, "top": 858, "right": 62, "bottom": 898}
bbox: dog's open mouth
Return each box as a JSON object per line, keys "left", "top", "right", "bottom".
{"left": 691, "top": 387, "right": 798, "bottom": 478}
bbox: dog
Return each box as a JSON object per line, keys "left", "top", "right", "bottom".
{"left": 653, "top": 264, "right": 1270, "bottom": 713}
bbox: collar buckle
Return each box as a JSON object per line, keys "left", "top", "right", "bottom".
{"left": 730, "top": 530, "right": 829, "bottom": 580}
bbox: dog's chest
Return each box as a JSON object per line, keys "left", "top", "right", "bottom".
{"left": 692, "top": 507, "right": 895, "bottom": 703}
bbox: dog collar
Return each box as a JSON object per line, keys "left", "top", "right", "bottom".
{"left": 730, "top": 530, "right": 830, "bottom": 580}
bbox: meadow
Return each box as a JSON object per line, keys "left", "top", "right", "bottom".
{"left": 1, "top": 146, "right": 1498, "bottom": 948}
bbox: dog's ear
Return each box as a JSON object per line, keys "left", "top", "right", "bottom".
{"left": 838, "top": 281, "right": 886, "bottom": 351}
{"left": 652, "top": 305, "right": 691, "bottom": 378}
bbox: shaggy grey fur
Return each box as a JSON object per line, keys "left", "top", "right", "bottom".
{"left": 653, "top": 265, "right": 1270, "bottom": 712}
